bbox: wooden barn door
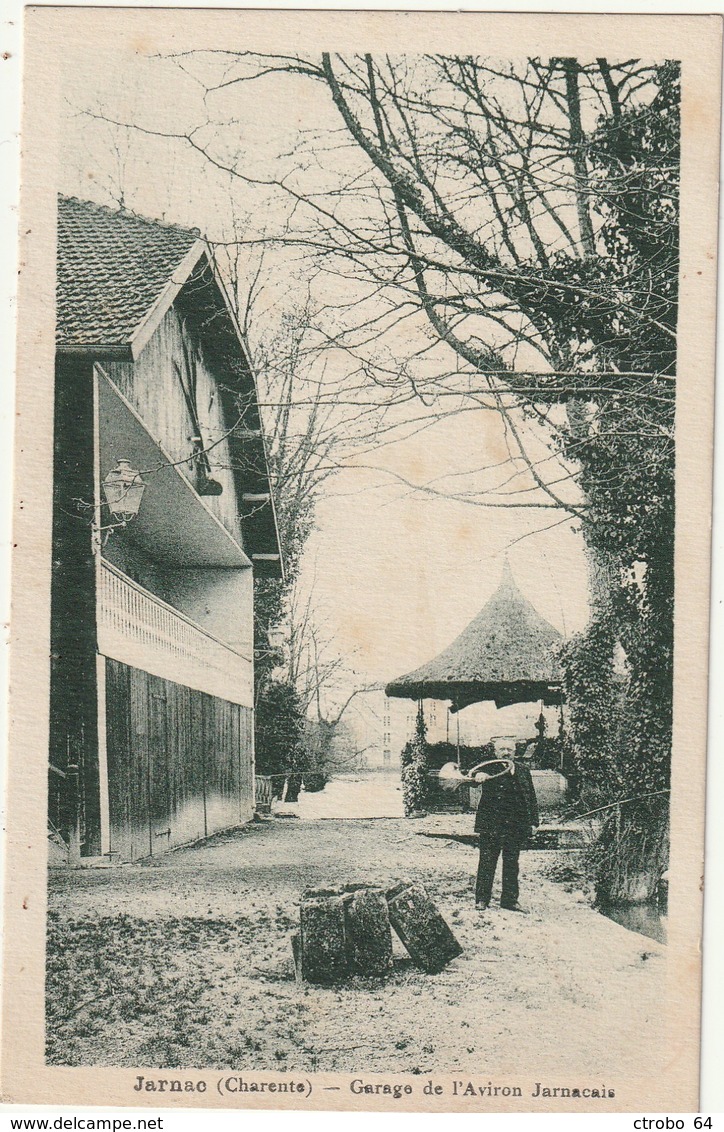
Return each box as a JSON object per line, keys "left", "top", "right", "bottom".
{"left": 147, "top": 673, "right": 172, "bottom": 856}
{"left": 106, "top": 659, "right": 152, "bottom": 862}
{"left": 204, "top": 695, "right": 243, "bottom": 836}
{"left": 167, "top": 681, "right": 206, "bottom": 849}
{"left": 105, "top": 659, "right": 250, "bottom": 861}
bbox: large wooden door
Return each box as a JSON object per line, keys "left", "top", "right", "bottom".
{"left": 205, "top": 695, "right": 241, "bottom": 835}
{"left": 166, "top": 680, "right": 206, "bottom": 849}
{"left": 105, "top": 659, "right": 251, "bottom": 861}
{"left": 106, "top": 660, "right": 152, "bottom": 861}
{"left": 147, "top": 673, "right": 172, "bottom": 856}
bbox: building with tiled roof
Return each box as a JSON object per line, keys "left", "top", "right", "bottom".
{"left": 50, "top": 195, "right": 282, "bottom": 865}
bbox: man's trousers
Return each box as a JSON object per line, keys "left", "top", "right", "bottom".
{"left": 475, "top": 829, "right": 523, "bottom": 907}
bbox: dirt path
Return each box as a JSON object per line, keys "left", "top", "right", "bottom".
{"left": 47, "top": 815, "right": 665, "bottom": 1079}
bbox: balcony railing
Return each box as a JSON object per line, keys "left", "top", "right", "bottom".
{"left": 97, "top": 560, "right": 253, "bottom": 707}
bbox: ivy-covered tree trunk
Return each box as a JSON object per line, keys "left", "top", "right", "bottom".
{"left": 560, "top": 615, "right": 622, "bottom": 803}
{"left": 598, "top": 534, "right": 673, "bottom": 904}
{"left": 562, "top": 528, "right": 674, "bottom": 904}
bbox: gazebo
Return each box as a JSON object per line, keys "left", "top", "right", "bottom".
{"left": 385, "top": 561, "right": 563, "bottom": 713}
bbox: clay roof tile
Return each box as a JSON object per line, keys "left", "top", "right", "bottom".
{"left": 56, "top": 195, "right": 201, "bottom": 347}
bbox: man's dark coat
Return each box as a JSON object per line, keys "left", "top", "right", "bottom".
{"left": 474, "top": 759, "right": 540, "bottom": 843}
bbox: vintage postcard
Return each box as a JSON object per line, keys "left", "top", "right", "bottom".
{"left": 3, "top": 7, "right": 721, "bottom": 1113}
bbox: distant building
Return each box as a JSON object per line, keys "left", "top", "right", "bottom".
{"left": 382, "top": 697, "right": 391, "bottom": 766}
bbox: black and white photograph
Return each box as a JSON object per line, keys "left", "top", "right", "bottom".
{"left": 3, "top": 7, "right": 720, "bottom": 1113}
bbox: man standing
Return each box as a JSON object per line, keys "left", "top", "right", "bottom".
{"left": 473, "top": 752, "right": 539, "bottom": 912}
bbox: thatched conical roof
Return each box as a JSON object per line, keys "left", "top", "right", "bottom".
{"left": 385, "top": 562, "right": 563, "bottom": 711}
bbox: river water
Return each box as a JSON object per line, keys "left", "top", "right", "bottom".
{"left": 600, "top": 903, "right": 667, "bottom": 945}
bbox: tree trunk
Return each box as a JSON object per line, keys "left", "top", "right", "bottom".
{"left": 595, "top": 800, "right": 669, "bottom": 906}
{"left": 561, "top": 57, "right": 596, "bottom": 257}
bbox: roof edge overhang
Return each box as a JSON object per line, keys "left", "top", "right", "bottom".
{"left": 57, "top": 344, "right": 134, "bottom": 360}
{"left": 202, "top": 248, "right": 286, "bottom": 583}
{"left": 128, "top": 238, "right": 209, "bottom": 360}
{"left": 385, "top": 679, "right": 563, "bottom": 712}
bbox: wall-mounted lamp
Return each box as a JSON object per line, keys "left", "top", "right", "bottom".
{"left": 102, "top": 458, "right": 146, "bottom": 524}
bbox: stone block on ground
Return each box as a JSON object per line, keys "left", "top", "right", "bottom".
{"left": 299, "top": 894, "right": 351, "bottom": 984}
{"left": 386, "top": 881, "right": 463, "bottom": 973}
{"left": 346, "top": 887, "right": 393, "bottom": 976}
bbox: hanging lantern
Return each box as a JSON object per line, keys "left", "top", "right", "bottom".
{"left": 102, "top": 458, "right": 146, "bottom": 523}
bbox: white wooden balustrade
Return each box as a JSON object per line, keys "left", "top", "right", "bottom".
{"left": 97, "top": 560, "right": 253, "bottom": 707}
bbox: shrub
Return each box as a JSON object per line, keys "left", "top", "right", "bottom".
{"left": 401, "top": 704, "right": 430, "bottom": 816}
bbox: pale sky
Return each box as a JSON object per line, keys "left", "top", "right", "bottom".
{"left": 55, "top": 12, "right": 592, "bottom": 700}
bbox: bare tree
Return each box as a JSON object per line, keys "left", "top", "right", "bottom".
{"left": 84, "top": 54, "right": 673, "bottom": 523}
{"left": 77, "top": 52, "right": 678, "bottom": 896}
